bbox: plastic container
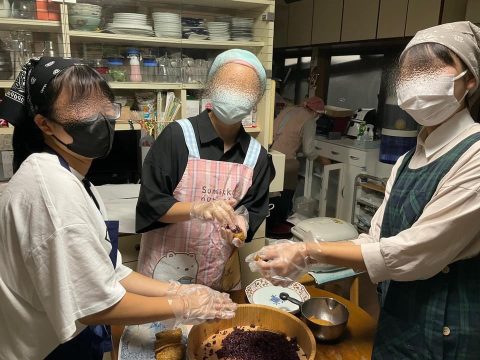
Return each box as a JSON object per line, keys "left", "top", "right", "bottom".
{"left": 90, "top": 59, "right": 109, "bottom": 79}
{"left": 126, "top": 49, "right": 142, "bottom": 82}
{"left": 106, "top": 57, "right": 127, "bottom": 82}
{"left": 142, "top": 57, "right": 157, "bottom": 82}
{"left": 35, "top": 0, "right": 60, "bottom": 20}
{"left": 379, "top": 128, "right": 417, "bottom": 164}
{"left": 13, "top": 0, "right": 36, "bottom": 19}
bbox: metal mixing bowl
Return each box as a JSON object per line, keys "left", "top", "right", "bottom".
{"left": 301, "top": 297, "right": 349, "bottom": 341}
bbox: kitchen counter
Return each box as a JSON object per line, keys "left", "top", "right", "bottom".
{"left": 111, "top": 285, "right": 376, "bottom": 360}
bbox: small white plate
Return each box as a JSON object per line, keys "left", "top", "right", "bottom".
{"left": 245, "top": 278, "right": 310, "bottom": 314}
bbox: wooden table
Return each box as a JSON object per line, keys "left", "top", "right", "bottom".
{"left": 112, "top": 285, "right": 376, "bottom": 360}
{"left": 230, "top": 286, "right": 376, "bottom": 360}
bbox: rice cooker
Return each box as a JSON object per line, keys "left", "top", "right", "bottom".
{"left": 291, "top": 217, "right": 358, "bottom": 272}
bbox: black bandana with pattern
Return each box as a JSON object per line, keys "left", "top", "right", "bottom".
{"left": 0, "top": 56, "right": 81, "bottom": 126}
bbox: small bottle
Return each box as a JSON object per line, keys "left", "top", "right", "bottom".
{"left": 128, "top": 52, "right": 142, "bottom": 82}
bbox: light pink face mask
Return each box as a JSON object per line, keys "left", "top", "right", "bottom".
{"left": 397, "top": 70, "right": 468, "bottom": 126}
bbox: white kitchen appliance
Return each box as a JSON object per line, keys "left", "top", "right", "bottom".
{"left": 291, "top": 217, "right": 358, "bottom": 272}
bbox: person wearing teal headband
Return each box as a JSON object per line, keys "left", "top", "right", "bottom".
{"left": 136, "top": 49, "right": 272, "bottom": 291}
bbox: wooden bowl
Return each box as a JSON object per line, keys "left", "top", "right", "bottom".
{"left": 187, "top": 304, "right": 316, "bottom": 359}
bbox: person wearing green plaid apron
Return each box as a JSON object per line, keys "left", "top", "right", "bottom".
{"left": 372, "top": 132, "right": 480, "bottom": 359}
{"left": 247, "top": 21, "right": 480, "bottom": 359}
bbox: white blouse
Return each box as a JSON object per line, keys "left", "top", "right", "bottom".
{"left": 354, "top": 108, "right": 480, "bottom": 283}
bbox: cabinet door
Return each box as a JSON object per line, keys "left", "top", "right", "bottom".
{"left": 405, "top": 0, "right": 441, "bottom": 36}
{"left": 287, "top": 0, "right": 313, "bottom": 47}
{"left": 441, "top": 0, "right": 467, "bottom": 24}
{"left": 376, "top": 0, "right": 408, "bottom": 39}
{"left": 466, "top": 0, "right": 480, "bottom": 24}
{"left": 341, "top": 0, "right": 380, "bottom": 42}
{"left": 311, "top": 0, "right": 343, "bottom": 44}
{"left": 274, "top": 0, "right": 289, "bottom": 48}
{"left": 319, "top": 163, "right": 344, "bottom": 218}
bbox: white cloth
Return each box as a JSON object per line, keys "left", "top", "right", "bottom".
{"left": 0, "top": 153, "right": 132, "bottom": 360}
{"left": 354, "top": 108, "right": 480, "bottom": 283}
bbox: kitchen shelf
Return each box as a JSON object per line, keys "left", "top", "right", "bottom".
{"left": 68, "top": 31, "right": 265, "bottom": 50}
{"left": 0, "top": 80, "right": 205, "bottom": 90}
{"left": 357, "top": 198, "right": 380, "bottom": 210}
{"left": 115, "top": 123, "right": 141, "bottom": 131}
{"left": 97, "top": 0, "right": 272, "bottom": 11}
{"left": 245, "top": 126, "right": 261, "bottom": 134}
{"left": 360, "top": 182, "right": 385, "bottom": 193}
{"left": 0, "top": 18, "right": 61, "bottom": 32}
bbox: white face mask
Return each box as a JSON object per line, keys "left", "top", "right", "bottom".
{"left": 211, "top": 87, "right": 257, "bottom": 125}
{"left": 396, "top": 70, "right": 468, "bottom": 126}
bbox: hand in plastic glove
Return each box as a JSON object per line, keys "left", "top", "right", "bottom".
{"left": 245, "top": 241, "right": 312, "bottom": 287}
{"left": 220, "top": 215, "right": 248, "bottom": 248}
{"left": 190, "top": 199, "right": 236, "bottom": 226}
{"left": 168, "top": 283, "right": 237, "bottom": 327}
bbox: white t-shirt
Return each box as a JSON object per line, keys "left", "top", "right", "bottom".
{"left": 0, "top": 153, "right": 132, "bottom": 360}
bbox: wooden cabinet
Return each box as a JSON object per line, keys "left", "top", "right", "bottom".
{"left": 287, "top": 0, "right": 313, "bottom": 47}
{"left": 309, "top": 138, "right": 380, "bottom": 221}
{"left": 441, "top": 0, "right": 468, "bottom": 24}
{"left": 274, "top": 0, "right": 289, "bottom": 48}
{"left": 311, "top": 0, "right": 343, "bottom": 44}
{"left": 376, "top": 0, "right": 408, "bottom": 39}
{"left": 466, "top": 0, "right": 480, "bottom": 24}
{"left": 341, "top": 0, "right": 380, "bottom": 42}
{"left": 405, "top": 0, "right": 441, "bottom": 36}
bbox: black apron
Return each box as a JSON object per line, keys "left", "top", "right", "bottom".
{"left": 44, "top": 152, "right": 120, "bottom": 360}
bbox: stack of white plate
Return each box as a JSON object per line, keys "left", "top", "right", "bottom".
{"left": 231, "top": 17, "right": 254, "bottom": 41}
{"left": 207, "top": 21, "right": 230, "bottom": 41}
{"left": 106, "top": 13, "right": 153, "bottom": 36}
{"left": 153, "top": 12, "right": 182, "bottom": 39}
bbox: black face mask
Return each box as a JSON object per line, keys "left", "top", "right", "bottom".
{"left": 53, "top": 116, "right": 116, "bottom": 159}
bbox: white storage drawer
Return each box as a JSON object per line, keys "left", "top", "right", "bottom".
{"left": 119, "top": 234, "right": 141, "bottom": 263}
{"left": 314, "top": 140, "right": 368, "bottom": 167}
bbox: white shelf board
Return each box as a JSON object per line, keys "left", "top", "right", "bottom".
{"left": 68, "top": 31, "right": 265, "bottom": 49}
{"left": 115, "top": 123, "right": 141, "bottom": 131}
{"left": 96, "top": 0, "right": 272, "bottom": 11}
{"left": 0, "top": 80, "right": 204, "bottom": 91}
{"left": 0, "top": 18, "right": 61, "bottom": 32}
{"left": 109, "top": 82, "right": 183, "bottom": 90}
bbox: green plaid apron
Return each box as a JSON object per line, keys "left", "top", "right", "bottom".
{"left": 372, "top": 132, "right": 480, "bottom": 360}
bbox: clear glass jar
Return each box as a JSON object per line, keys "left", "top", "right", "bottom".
{"left": 90, "top": 59, "right": 109, "bottom": 79}
{"left": 106, "top": 57, "right": 127, "bottom": 82}
{"left": 142, "top": 57, "right": 157, "bottom": 82}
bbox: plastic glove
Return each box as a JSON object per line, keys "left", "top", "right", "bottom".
{"left": 245, "top": 241, "right": 312, "bottom": 287}
{"left": 168, "top": 283, "right": 237, "bottom": 327}
{"left": 190, "top": 199, "right": 236, "bottom": 226}
{"left": 220, "top": 206, "right": 249, "bottom": 248}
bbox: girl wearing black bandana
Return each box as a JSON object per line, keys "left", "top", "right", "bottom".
{"left": 0, "top": 57, "right": 236, "bottom": 360}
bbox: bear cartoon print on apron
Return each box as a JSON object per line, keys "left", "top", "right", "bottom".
{"left": 137, "top": 119, "right": 261, "bottom": 291}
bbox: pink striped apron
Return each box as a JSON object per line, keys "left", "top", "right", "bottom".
{"left": 137, "top": 119, "right": 261, "bottom": 290}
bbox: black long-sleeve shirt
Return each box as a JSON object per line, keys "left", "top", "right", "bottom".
{"left": 135, "top": 110, "right": 271, "bottom": 242}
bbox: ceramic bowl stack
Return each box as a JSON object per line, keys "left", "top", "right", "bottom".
{"left": 181, "top": 17, "right": 208, "bottom": 40}
{"left": 106, "top": 13, "right": 153, "bottom": 36}
{"left": 207, "top": 21, "right": 230, "bottom": 41}
{"left": 68, "top": 3, "right": 102, "bottom": 31}
{"left": 153, "top": 12, "right": 182, "bottom": 39}
{"left": 231, "top": 17, "right": 254, "bottom": 41}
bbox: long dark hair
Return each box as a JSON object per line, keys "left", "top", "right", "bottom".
{"left": 12, "top": 65, "right": 114, "bottom": 172}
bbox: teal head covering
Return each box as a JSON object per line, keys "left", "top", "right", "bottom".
{"left": 208, "top": 49, "right": 266, "bottom": 94}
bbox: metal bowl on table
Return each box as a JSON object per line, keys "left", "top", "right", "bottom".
{"left": 281, "top": 292, "right": 349, "bottom": 341}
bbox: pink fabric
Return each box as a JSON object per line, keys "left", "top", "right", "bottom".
{"left": 138, "top": 157, "right": 254, "bottom": 290}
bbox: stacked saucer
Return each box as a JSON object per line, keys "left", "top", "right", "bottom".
{"left": 153, "top": 12, "right": 182, "bottom": 39}
{"left": 106, "top": 13, "right": 153, "bottom": 36}
{"left": 231, "top": 17, "right": 254, "bottom": 41}
{"left": 207, "top": 21, "right": 230, "bottom": 41}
